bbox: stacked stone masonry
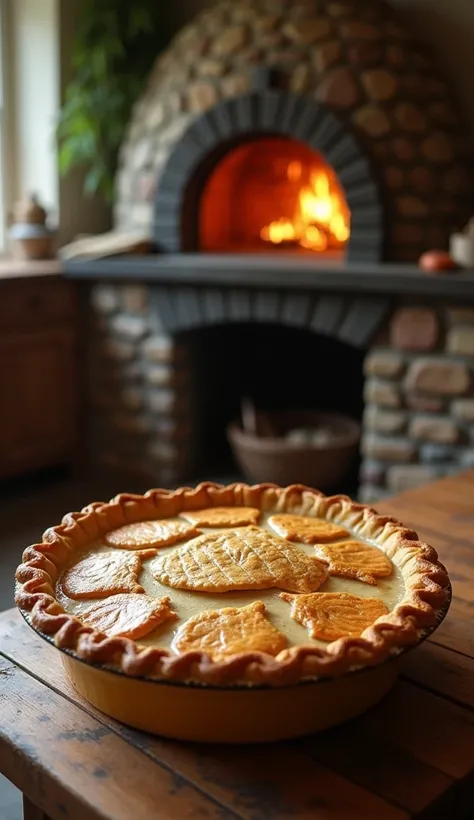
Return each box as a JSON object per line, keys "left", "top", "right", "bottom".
{"left": 115, "top": 0, "right": 471, "bottom": 262}
{"left": 360, "top": 304, "right": 474, "bottom": 502}
{"left": 91, "top": 283, "right": 474, "bottom": 498}
{"left": 90, "top": 284, "right": 194, "bottom": 486}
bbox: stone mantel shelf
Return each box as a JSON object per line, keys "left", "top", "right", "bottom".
{"left": 64, "top": 255, "right": 474, "bottom": 298}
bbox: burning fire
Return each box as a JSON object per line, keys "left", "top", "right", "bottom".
{"left": 260, "top": 161, "right": 350, "bottom": 251}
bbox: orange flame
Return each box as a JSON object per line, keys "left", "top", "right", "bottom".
{"left": 260, "top": 162, "right": 350, "bottom": 251}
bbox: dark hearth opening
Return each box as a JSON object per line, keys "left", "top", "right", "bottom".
{"left": 199, "top": 136, "right": 350, "bottom": 255}
{"left": 183, "top": 322, "right": 364, "bottom": 493}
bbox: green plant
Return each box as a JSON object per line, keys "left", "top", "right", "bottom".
{"left": 57, "top": 1, "right": 169, "bottom": 202}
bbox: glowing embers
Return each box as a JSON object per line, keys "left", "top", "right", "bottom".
{"left": 260, "top": 159, "right": 350, "bottom": 251}
{"left": 199, "top": 137, "right": 350, "bottom": 253}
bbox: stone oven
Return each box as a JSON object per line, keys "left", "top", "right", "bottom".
{"left": 66, "top": 0, "right": 474, "bottom": 500}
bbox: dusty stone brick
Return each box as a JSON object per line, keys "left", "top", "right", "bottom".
{"left": 386, "top": 43, "right": 405, "bottom": 68}
{"left": 317, "top": 67, "right": 360, "bottom": 108}
{"left": 364, "top": 378, "right": 401, "bottom": 408}
{"left": 364, "top": 407, "right": 407, "bottom": 435}
{"left": 352, "top": 105, "right": 391, "bottom": 137}
{"left": 145, "top": 364, "right": 177, "bottom": 388}
{"left": 390, "top": 307, "right": 439, "bottom": 352}
{"left": 283, "top": 19, "right": 331, "bottom": 44}
{"left": 364, "top": 351, "right": 405, "bottom": 379}
{"left": 327, "top": 1, "right": 354, "bottom": 16}
{"left": 394, "top": 103, "right": 428, "bottom": 133}
{"left": 405, "top": 394, "right": 444, "bottom": 413}
{"left": 150, "top": 440, "right": 180, "bottom": 463}
{"left": 387, "top": 466, "right": 439, "bottom": 493}
{"left": 392, "top": 138, "right": 415, "bottom": 162}
{"left": 254, "top": 15, "right": 280, "bottom": 31}
{"left": 148, "top": 389, "right": 178, "bottom": 414}
{"left": 258, "top": 31, "right": 285, "bottom": 49}
{"left": 92, "top": 285, "right": 119, "bottom": 315}
{"left": 420, "top": 443, "right": 458, "bottom": 464}
{"left": 111, "top": 414, "right": 150, "bottom": 435}
{"left": 396, "top": 197, "right": 429, "bottom": 218}
{"left": 197, "top": 58, "right": 226, "bottom": 77}
{"left": 102, "top": 339, "right": 136, "bottom": 362}
{"left": 358, "top": 486, "right": 392, "bottom": 504}
{"left": 121, "top": 387, "right": 144, "bottom": 411}
{"left": 447, "top": 327, "right": 474, "bottom": 356}
{"left": 405, "top": 359, "right": 470, "bottom": 396}
{"left": 121, "top": 286, "right": 148, "bottom": 314}
{"left": 212, "top": 25, "right": 248, "bottom": 55}
{"left": 221, "top": 73, "right": 250, "bottom": 97}
{"left": 447, "top": 308, "right": 474, "bottom": 326}
{"left": 313, "top": 40, "right": 341, "bottom": 72}
{"left": 361, "top": 436, "right": 415, "bottom": 463}
{"left": 362, "top": 69, "right": 398, "bottom": 101}
{"left": 460, "top": 450, "right": 474, "bottom": 468}
{"left": 290, "top": 64, "right": 312, "bottom": 93}
{"left": 187, "top": 82, "right": 219, "bottom": 113}
{"left": 421, "top": 132, "right": 453, "bottom": 164}
{"left": 409, "top": 416, "right": 459, "bottom": 444}
{"left": 347, "top": 42, "right": 382, "bottom": 67}
{"left": 359, "top": 459, "right": 386, "bottom": 487}
{"left": 142, "top": 335, "right": 181, "bottom": 363}
{"left": 451, "top": 399, "right": 474, "bottom": 422}
{"left": 110, "top": 314, "right": 148, "bottom": 341}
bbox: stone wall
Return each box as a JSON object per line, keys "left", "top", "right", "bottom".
{"left": 89, "top": 282, "right": 474, "bottom": 497}
{"left": 89, "top": 283, "right": 194, "bottom": 486}
{"left": 360, "top": 304, "right": 474, "bottom": 500}
{"left": 115, "top": 0, "right": 471, "bottom": 263}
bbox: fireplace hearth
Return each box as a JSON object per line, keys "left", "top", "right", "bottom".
{"left": 66, "top": 0, "right": 474, "bottom": 499}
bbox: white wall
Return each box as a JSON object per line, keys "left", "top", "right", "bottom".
{"left": 10, "top": 0, "right": 60, "bottom": 219}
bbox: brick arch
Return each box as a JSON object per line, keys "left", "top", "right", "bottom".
{"left": 150, "top": 285, "right": 389, "bottom": 348}
{"left": 154, "top": 91, "right": 384, "bottom": 263}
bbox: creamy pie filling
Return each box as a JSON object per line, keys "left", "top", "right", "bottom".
{"left": 56, "top": 512, "right": 405, "bottom": 651}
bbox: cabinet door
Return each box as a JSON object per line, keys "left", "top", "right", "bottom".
{"left": 0, "top": 328, "right": 77, "bottom": 478}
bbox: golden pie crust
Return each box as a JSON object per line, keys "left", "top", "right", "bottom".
{"left": 280, "top": 592, "right": 389, "bottom": 641}
{"left": 152, "top": 526, "right": 328, "bottom": 593}
{"left": 61, "top": 549, "right": 156, "bottom": 599}
{"left": 315, "top": 540, "right": 393, "bottom": 585}
{"left": 181, "top": 506, "right": 260, "bottom": 527}
{"left": 172, "top": 601, "right": 287, "bottom": 660}
{"left": 268, "top": 513, "right": 349, "bottom": 543}
{"left": 81, "top": 593, "right": 176, "bottom": 639}
{"left": 15, "top": 482, "right": 450, "bottom": 687}
{"left": 104, "top": 519, "right": 200, "bottom": 549}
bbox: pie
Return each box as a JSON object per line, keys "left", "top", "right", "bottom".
{"left": 15, "top": 482, "right": 450, "bottom": 686}
{"left": 152, "top": 526, "right": 328, "bottom": 593}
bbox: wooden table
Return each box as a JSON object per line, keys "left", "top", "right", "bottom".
{"left": 1, "top": 472, "right": 473, "bottom": 820}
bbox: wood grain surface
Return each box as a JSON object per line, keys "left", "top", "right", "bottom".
{"left": 1, "top": 471, "right": 474, "bottom": 820}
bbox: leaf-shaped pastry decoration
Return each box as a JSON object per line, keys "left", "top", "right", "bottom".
{"left": 181, "top": 506, "right": 260, "bottom": 527}
{"left": 152, "top": 526, "right": 328, "bottom": 593}
{"left": 61, "top": 549, "right": 155, "bottom": 600}
{"left": 172, "top": 601, "right": 287, "bottom": 659}
{"left": 280, "top": 592, "right": 389, "bottom": 641}
{"left": 105, "top": 519, "right": 199, "bottom": 549}
{"left": 268, "top": 513, "right": 349, "bottom": 544}
{"left": 315, "top": 540, "right": 393, "bottom": 585}
{"left": 81, "top": 593, "right": 177, "bottom": 639}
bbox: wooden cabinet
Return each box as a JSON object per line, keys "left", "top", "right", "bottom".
{"left": 0, "top": 273, "right": 77, "bottom": 479}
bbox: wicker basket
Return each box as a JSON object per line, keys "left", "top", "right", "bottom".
{"left": 227, "top": 411, "right": 361, "bottom": 491}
